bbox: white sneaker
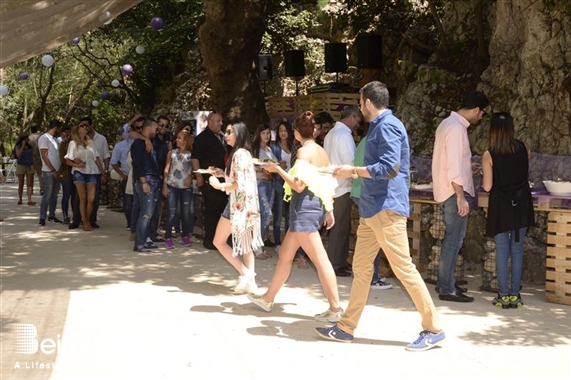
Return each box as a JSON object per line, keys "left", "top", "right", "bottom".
{"left": 314, "top": 308, "right": 344, "bottom": 322}
{"left": 274, "top": 245, "right": 281, "bottom": 254}
{"left": 234, "top": 271, "right": 256, "bottom": 294}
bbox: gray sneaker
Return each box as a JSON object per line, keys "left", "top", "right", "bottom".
{"left": 314, "top": 308, "right": 344, "bottom": 323}
{"left": 371, "top": 277, "right": 393, "bottom": 290}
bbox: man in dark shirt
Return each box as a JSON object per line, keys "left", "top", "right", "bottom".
{"left": 191, "top": 112, "right": 227, "bottom": 250}
{"left": 131, "top": 118, "right": 161, "bottom": 253}
{"left": 148, "top": 115, "right": 173, "bottom": 242}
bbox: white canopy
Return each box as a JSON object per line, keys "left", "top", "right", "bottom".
{"left": 0, "top": 0, "right": 142, "bottom": 68}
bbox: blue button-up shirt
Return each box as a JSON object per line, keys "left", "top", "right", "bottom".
{"left": 360, "top": 109, "right": 410, "bottom": 218}
{"left": 110, "top": 139, "right": 130, "bottom": 176}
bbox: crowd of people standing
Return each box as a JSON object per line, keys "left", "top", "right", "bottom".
{"left": 4, "top": 79, "right": 534, "bottom": 352}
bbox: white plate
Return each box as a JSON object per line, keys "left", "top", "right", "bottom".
{"left": 317, "top": 166, "right": 336, "bottom": 175}
{"left": 195, "top": 168, "right": 217, "bottom": 174}
{"left": 411, "top": 183, "right": 433, "bottom": 190}
{"left": 252, "top": 159, "right": 276, "bottom": 166}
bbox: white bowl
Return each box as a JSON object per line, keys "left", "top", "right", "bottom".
{"left": 543, "top": 180, "right": 571, "bottom": 197}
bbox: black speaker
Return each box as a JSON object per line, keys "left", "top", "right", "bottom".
{"left": 324, "top": 43, "right": 347, "bottom": 73}
{"left": 356, "top": 35, "right": 382, "bottom": 69}
{"left": 257, "top": 54, "right": 273, "bottom": 81}
{"left": 284, "top": 50, "right": 305, "bottom": 77}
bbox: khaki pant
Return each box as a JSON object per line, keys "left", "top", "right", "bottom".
{"left": 338, "top": 209, "right": 442, "bottom": 335}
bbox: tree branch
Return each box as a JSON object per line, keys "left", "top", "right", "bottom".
{"left": 401, "top": 33, "right": 437, "bottom": 53}
{"left": 427, "top": 0, "right": 448, "bottom": 52}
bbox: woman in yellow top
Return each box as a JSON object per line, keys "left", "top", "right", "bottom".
{"left": 248, "top": 111, "right": 344, "bottom": 323}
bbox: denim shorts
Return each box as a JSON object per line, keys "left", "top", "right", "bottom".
{"left": 221, "top": 202, "right": 230, "bottom": 220}
{"left": 73, "top": 170, "right": 98, "bottom": 184}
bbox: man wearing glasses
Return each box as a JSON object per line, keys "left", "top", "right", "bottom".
{"left": 432, "top": 91, "right": 490, "bottom": 303}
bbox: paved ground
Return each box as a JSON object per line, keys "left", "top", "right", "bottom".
{"left": 1, "top": 180, "right": 570, "bottom": 380}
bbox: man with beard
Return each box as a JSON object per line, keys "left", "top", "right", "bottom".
{"left": 131, "top": 118, "right": 161, "bottom": 253}
{"left": 316, "top": 81, "right": 444, "bottom": 352}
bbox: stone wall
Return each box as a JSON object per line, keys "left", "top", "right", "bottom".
{"left": 397, "top": 1, "right": 571, "bottom": 281}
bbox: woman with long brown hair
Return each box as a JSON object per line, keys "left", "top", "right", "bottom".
{"left": 482, "top": 112, "right": 534, "bottom": 309}
{"left": 209, "top": 120, "right": 262, "bottom": 294}
{"left": 65, "top": 122, "right": 106, "bottom": 231}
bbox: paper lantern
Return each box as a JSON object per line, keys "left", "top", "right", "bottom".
{"left": 0, "top": 85, "right": 9, "bottom": 96}
{"left": 92, "top": 100, "right": 99, "bottom": 107}
{"left": 121, "top": 64, "right": 133, "bottom": 75}
{"left": 135, "top": 45, "right": 145, "bottom": 54}
{"left": 150, "top": 17, "right": 163, "bottom": 31}
{"left": 111, "top": 79, "right": 120, "bottom": 87}
{"left": 41, "top": 55, "right": 55, "bottom": 67}
{"left": 71, "top": 37, "right": 80, "bottom": 45}
{"left": 19, "top": 72, "right": 29, "bottom": 80}
{"left": 99, "top": 11, "right": 111, "bottom": 23}
{"left": 100, "top": 91, "right": 110, "bottom": 100}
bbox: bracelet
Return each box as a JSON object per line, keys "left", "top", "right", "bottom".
{"left": 351, "top": 167, "right": 358, "bottom": 179}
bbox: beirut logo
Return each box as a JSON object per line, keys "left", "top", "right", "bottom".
{"left": 15, "top": 324, "right": 39, "bottom": 354}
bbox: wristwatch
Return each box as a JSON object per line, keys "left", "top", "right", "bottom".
{"left": 351, "top": 167, "right": 358, "bottom": 179}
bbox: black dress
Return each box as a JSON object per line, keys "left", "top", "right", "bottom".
{"left": 485, "top": 140, "right": 534, "bottom": 240}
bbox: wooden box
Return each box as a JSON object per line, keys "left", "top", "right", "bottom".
{"left": 266, "top": 93, "right": 360, "bottom": 121}
{"left": 545, "top": 211, "right": 571, "bottom": 305}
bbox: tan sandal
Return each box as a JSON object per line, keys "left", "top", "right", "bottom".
{"left": 256, "top": 251, "right": 271, "bottom": 260}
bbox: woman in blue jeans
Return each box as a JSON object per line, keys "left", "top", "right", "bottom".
{"left": 162, "top": 129, "right": 195, "bottom": 249}
{"left": 270, "top": 121, "right": 293, "bottom": 252}
{"left": 252, "top": 123, "right": 277, "bottom": 259}
{"left": 482, "top": 112, "right": 534, "bottom": 309}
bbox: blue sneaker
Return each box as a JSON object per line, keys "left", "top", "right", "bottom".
{"left": 405, "top": 330, "right": 445, "bottom": 352}
{"left": 315, "top": 325, "right": 353, "bottom": 343}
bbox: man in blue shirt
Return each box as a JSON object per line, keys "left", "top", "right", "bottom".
{"left": 316, "top": 81, "right": 444, "bottom": 352}
{"left": 131, "top": 118, "right": 160, "bottom": 253}
{"left": 110, "top": 137, "right": 132, "bottom": 229}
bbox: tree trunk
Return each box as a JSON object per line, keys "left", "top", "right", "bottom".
{"left": 198, "top": 0, "right": 270, "bottom": 130}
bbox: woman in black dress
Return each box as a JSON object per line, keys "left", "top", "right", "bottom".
{"left": 482, "top": 112, "right": 534, "bottom": 309}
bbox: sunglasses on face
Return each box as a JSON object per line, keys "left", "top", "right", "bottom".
{"left": 79, "top": 124, "right": 88, "bottom": 128}
{"left": 158, "top": 123, "right": 169, "bottom": 128}
{"left": 225, "top": 129, "right": 233, "bottom": 135}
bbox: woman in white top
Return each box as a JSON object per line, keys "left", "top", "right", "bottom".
{"left": 65, "top": 122, "right": 106, "bottom": 231}
{"left": 162, "top": 129, "right": 195, "bottom": 249}
{"left": 209, "top": 121, "right": 263, "bottom": 294}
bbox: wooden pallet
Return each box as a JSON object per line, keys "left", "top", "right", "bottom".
{"left": 545, "top": 211, "right": 571, "bottom": 305}
{"left": 266, "top": 93, "right": 360, "bottom": 121}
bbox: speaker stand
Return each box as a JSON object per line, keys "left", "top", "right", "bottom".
{"left": 295, "top": 78, "right": 300, "bottom": 96}
{"left": 335, "top": 72, "right": 339, "bottom": 83}
{"left": 261, "top": 80, "right": 267, "bottom": 96}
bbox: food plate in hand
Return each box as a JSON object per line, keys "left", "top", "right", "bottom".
{"left": 411, "top": 183, "right": 433, "bottom": 190}
{"left": 252, "top": 158, "right": 277, "bottom": 166}
{"left": 195, "top": 168, "right": 218, "bottom": 174}
{"left": 317, "top": 166, "right": 336, "bottom": 175}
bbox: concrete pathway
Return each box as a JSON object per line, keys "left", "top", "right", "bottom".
{"left": 1, "top": 181, "right": 570, "bottom": 380}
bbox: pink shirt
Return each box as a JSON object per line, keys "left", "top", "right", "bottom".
{"left": 432, "top": 111, "right": 474, "bottom": 203}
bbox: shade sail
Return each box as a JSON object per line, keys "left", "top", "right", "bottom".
{"left": 0, "top": 0, "right": 142, "bottom": 68}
